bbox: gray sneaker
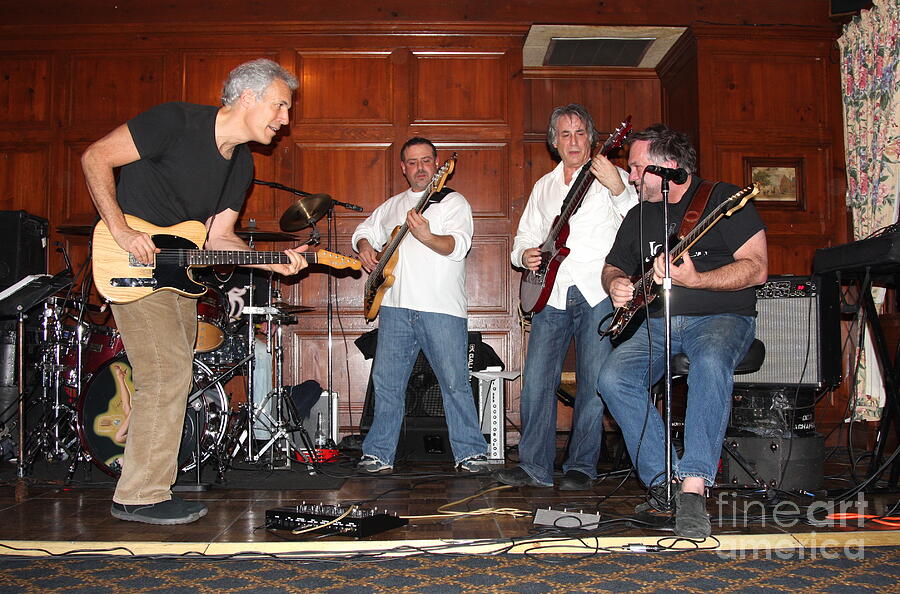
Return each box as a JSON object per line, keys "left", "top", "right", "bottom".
{"left": 110, "top": 498, "right": 207, "bottom": 525}
{"left": 457, "top": 455, "right": 491, "bottom": 473}
{"left": 357, "top": 455, "right": 393, "bottom": 474}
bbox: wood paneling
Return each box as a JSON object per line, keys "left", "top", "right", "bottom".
{"left": 296, "top": 52, "right": 393, "bottom": 123}
{"left": 0, "top": 55, "right": 51, "bottom": 125}
{"left": 0, "top": 144, "right": 50, "bottom": 215}
{"left": 68, "top": 54, "right": 167, "bottom": 125}
{"left": 411, "top": 52, "right": 508, "bottom": 124}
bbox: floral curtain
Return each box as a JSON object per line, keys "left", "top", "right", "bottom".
{"left": 838, "top": 0, "right": 900, "bottom": 421}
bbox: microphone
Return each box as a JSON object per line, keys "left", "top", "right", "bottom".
{"left": 645, "top": 165, "right": 688, "bottom": 184}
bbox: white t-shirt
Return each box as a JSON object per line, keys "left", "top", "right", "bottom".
{"left": 352, "top": 187, "right": 473, "bottom": 318}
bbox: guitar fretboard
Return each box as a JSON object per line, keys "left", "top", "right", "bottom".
{"left": 135, "top": 250, "right": 316, "bottom": 267}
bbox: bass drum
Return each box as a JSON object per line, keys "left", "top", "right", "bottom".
{"left": 75, "top": 354, "right": 229, "bottom": 477}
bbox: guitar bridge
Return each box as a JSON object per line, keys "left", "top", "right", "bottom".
{"left": 110, "top": 278, "right": 158, "bottom": 288}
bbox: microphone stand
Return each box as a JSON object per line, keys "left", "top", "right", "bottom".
{"left": 257, "top": 178, "right": 363, "bottom": 447}
{"left": 659, "top": 176, "right": 675, "bottom": 507}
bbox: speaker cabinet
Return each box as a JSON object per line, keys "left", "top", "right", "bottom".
{"left": 0, "top": 211, "right": 48, "bottom": 290}
{"left": 734, "top": 275, "right": 841, "bottom": 389}
{"left": 721, "top": 434, "right": 824, "bottom": 491}
{"left": 359, "top": 331, "right": 490, "bottom": 462}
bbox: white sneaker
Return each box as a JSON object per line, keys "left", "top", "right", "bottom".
{"left": 457, "top": 455, "right": 491, "bottom": 473}
{"left": 357, "top": 454, "right": 393, "bottom": 474}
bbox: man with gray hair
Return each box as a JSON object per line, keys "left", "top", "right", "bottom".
{"left": 81, "top": 58, "right": 308, "bottom": 525}
{"left": 495, "top": 104, "right": 636, "bottom": 490}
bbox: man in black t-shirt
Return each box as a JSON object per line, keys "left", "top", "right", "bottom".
{"left": 597, "top": 124, "right": 768, "bottom": 539}
{"left": 81, "top": 59, "right": 308, "bottom": 525}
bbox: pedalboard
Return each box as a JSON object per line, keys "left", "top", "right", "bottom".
{"left": 266, "top": 503, "right": 408, "bottom": 537}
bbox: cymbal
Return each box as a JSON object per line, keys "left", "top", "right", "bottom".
{"left": 279, "top": 194, "right": 334, "bottom": 231}
{"left": 271, "top": 301, "right": 315, "bottom": 314}
{"left": 234, "top": 228, "right": 299, "bottom": 242}
{"left": 57, "top": 224, "right": 94, "bottom": 236}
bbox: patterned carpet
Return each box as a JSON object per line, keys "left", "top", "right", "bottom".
{"left": 2, "top": 546, "right": 899, "bottom": 593}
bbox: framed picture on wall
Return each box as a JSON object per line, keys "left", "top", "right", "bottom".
{"left": 743, "top": 157, "right": 804, "bottom": 208}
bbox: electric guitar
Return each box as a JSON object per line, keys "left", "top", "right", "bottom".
{"left": 600, "top": 183, "right": 761, "bottom": 340}
{"left": 363, "top": 153, "right": 457, "bottom": 321}
{"left": 92, "top": 214, "right": 361, "bottom": 304}
{"left": 519, "top": 116, "right": 633, "bottom": 314}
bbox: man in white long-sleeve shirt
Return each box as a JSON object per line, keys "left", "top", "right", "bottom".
{"left": 495, "top": 104, "right": 637, "bottom": 490}
{"left": 352, "top": 137, "right": 489, "bottom": 474}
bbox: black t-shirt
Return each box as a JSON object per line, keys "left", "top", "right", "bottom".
{"left": 605, "top": 177, "right": 766, "bottom": 317}
{"left": 116, "top": 102, "right": 252, "bottom": 227}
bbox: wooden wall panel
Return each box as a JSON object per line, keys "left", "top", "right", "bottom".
{"left": 292, "top": 143, "right": 392, "bottom": 214}
{"left": 411, "top": 52, "right": 508, "bottom": 123}
{"left": 0, "top": 55, "right": 51, "bottom": 125}
{"left": 0, "top": 145, "right": 50, "bottom": 215}
{"left": 709, "top": 52, "right": 831, "bottom": 129}
{"left": 68, "top": 54, "right": 167, "bottom": 125}
{"left": 296, "top": 52, "right": 393, "bottom": 123}
{"left": 466, "top": 237, "right": 511, "bottom": 313}
{"left": 61, "top": 142, "right": 94, "bottom": 224}
{"left": 436, "top": 143, "right": 507, "bottom": 218}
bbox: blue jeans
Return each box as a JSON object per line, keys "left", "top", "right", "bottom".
{"left": 362, "top": 306, "right": 487, "bottom": 465}
{"left": 597, "top": 314, "right": 756, "bottom": 487}
{"left": 517, "top": 287, "right": 613, "bottom": 485}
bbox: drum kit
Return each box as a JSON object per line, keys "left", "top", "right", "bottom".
{"left": 2, "top": 191, "right": 349, "bottom": 485}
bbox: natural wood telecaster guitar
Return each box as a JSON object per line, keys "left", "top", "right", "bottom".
{"left": 92, "top": 214, "right": 361, "bottom": 303}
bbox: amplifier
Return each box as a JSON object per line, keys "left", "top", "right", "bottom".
{"left": 721, "top": 434, "right": 824, "bottom": 492}
{"left": 265, "top": 503, "right": 408, "bottom": 537}
{"left": 729, "top": 387, "right": 817, "bottom": 437}
{"left": 734, "top": 275, "right": 841, "bottom": 389}
{"left": 0, "top": 210, "right": 48, "bottom": 290}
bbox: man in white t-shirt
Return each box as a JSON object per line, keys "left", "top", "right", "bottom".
{"left": 352, "top": 137, "right": 489, "bottom": 474}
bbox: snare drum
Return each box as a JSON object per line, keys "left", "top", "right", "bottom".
{"left": 195, "top": 287, "right": 228, "bottom": 353}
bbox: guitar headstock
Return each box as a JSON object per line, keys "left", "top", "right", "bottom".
{"left": 724, "top": 183, "right": 761, "bottom": 216}
{"left": 599, "top": 115, "right": 633, "bottom": 156}
{"left": 316, "top": 250, "right": 362, "bottom": 271}
{"left": 428, "top": 153, "right": 458, "bottom": 195}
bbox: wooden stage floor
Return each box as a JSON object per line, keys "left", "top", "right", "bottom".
{"left": 2, "top": 452, "right": 899, "bottom": 557}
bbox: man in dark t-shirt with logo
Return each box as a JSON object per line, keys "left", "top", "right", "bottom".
{"left": 81, "top": 59, "right": 308, "bottom": 525}
{"left": 597, "top": 124, "right": 768, "bottom": 539}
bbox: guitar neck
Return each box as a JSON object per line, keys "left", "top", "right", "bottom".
{"left": 632, "top": 191, "right": 743, "bottom": 295}
{"left": 158, "top": 249, "right": 317, "bottom": 267}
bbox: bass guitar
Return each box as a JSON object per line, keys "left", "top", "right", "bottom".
{"left": 599, "top": 183, "right": 760, "bottom": 340}
{"left": 92, "top": 214, "right": 361, "bottom": 304}
{"left": 519, "top": 116, "right": 633, "bottom": 314}
{"left": 363, "top": 153, "right": 457, "bottom": 321}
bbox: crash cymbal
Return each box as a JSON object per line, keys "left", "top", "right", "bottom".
{"left": 234, "top": 228, "right": 299, "bottom": 242}
{"left": 279, "top": 193, "right": 334, "bottom": 231}
{"left": 271, "top": 301, "right": 315, "bottom": 314}
{"left": 57, "top": 224, "right": 94, "bottom": 236}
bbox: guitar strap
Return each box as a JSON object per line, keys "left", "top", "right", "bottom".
{"left": 676, "top": 179, "right": 718, "bottom": 239}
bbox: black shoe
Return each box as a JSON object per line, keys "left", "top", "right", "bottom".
{"left": 111, "top": 498, "right": 208, "bottom": 525}
{"left": 558, "top": 470, "right": 594, "bottom": 491}
{"left": 675, "top": 491, "right": 711, "bottom": 539}
{"left": 492, "top": 466, "right": 552, "bottom": 488}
